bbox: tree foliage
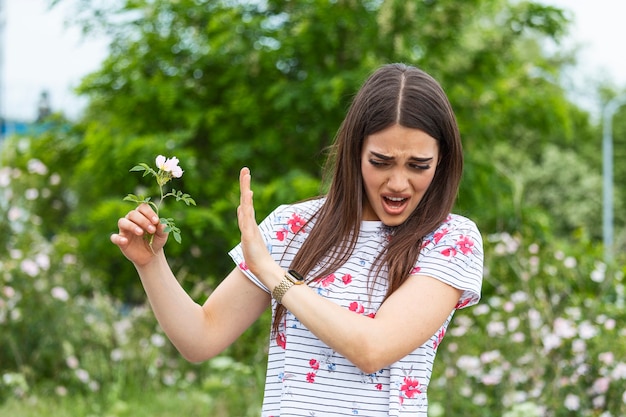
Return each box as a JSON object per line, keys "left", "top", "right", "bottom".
{"left": 38, "top": 0, "right": 601, "bottom": 298}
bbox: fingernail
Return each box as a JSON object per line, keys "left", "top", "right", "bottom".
{"left": 148, "top": 225, "right": 155, "bottom": 233}
{"left": 136, "top": 227, "right": 143, "bottom": 234}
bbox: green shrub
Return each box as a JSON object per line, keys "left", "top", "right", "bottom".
{"left": 430, "top": 231, "right": 626, "bottom": 416}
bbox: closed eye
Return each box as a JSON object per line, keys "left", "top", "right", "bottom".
{"left": 369, "top": 159, "right": 389, "bottom": 168}
{"left": 409, "top": 163, "right": 431, "bottom": 170}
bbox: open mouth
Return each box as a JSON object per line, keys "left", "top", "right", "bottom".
{"left": 383, "top": 196, "right": 408, "bottom": 209}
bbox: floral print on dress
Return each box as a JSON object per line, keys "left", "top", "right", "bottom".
{"left": 399, "top": 376, "right": 423, "bottom": 405}
{"left": 305, "top": 349, "right": 337, "bottom": 384}
{"left": 276, "top": 212, "right": 308, "bottom": 241}
{"left": 432, "top": 328, "right": 445, "bottom": 350}
{"left": 441, "top": 234, "right": 477, "bottom": 258}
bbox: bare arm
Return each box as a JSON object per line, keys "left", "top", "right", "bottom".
{"left": 237, "top": 167, "right": 462, "bottom": 374}
{"left": 111, "top": 204, "right": 269, "bottom": 362}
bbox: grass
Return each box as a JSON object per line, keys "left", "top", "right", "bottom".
{"left": 0, "top": 387, "right": 219, "bottom": 417}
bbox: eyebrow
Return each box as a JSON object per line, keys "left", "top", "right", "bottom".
{"left": 369, "top": 151, "right": 434, "bottom": 163}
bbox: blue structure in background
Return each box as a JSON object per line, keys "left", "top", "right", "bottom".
{"left": 1, "top": 119, "right": 30, "bottom": 137}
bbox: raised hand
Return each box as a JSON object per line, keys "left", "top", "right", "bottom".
{"left": 236, "top": 167, "right": 277, "bottom": 279}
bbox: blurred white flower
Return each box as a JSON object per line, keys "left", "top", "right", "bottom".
{"left": 563, "top": 256, "right": 577, "bottom": 269}
{"left": 578, "top": 321, "right": 598, "bottom": 340}
{"left": 150, "top": 333, "right": 166, "bottom": 347}
{"left": 20, "top": 259, "right": 39, "bottom": 277}
{"left": 598, "top": 352, "right": 615, "bottom": 365}
{"left": 8, "top": 206, "right": 23, "bottom": 222}
{"left": 25, "top": 188, "right": 39, "bottom": 200}
{"left": 542, "top": 333, "right": 561, "bottom": 352}
{"left": 0, "top": 167, "right": 10, "bottom": 186}
{"left": 591, "top": 262, "right": 607, "bottom": 283}
{"left": 480, "top": 350, "right": 501, "bottom": 364}
{"left": 511, "top": 332, "right": 525, "bottom": 343}
{"left": 473, "top": 392, "right": 488, "bottom": 404}
{"left": 27, "top": 159, "right": 48, "bottom": 175}
{"left": 75, "top": 368, "right": 90, "bottom": 383}
{"left": 473, "top": 304, "right": 490, "bottom": 316}
{"left": 611, "top": 363, "right": 626, "bottom": 380}
{"left": 456, "top": 355, "right": 481, "bottom": 372}
{"left": 62, "top": 254, "right": 77, "bottom": 265}
{"left": 487, "top": 321, "right": 506, "bottom": 337}
{"left": 51, "top": 286, "right": 69, "bottom": 302}
{"left": 2, "top": 286, "right": 15, "bottom": 298}
{"left": 553, "top": 317, "right": 577, "bottom": 339}
{"left": 49, "top": 173, "right": 61, "bottom": 185}
{"left": 110, "top": 349, "right": 124, "bottom": 362}
{"left": 35, "top": 253, "right": 50, "bottom": 270}
{"left": 66, "top": 356, "right": 79, "bottom": 369}
{"left": 564, "top": 394, "right": 580, "bottom": 411}
{"left": 572, "top": 339, "right": 586, "bottom": 354}
{"left": 592, "top": 377, "right": 611, "bottom": 395}
{"left": 507, "top": 317, "right": 520, "bottom": 332}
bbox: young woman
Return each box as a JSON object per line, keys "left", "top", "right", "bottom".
{"left": 111, "top": 63, "right": 483, "bottom": 416}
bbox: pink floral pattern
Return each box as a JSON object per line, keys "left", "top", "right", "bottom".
{"left": 399, "top": 376, "right": 423, "bottom": 404}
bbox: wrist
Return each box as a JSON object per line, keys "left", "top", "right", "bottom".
{"left": 272, "top": 269, "right": 305, "bottom": 303}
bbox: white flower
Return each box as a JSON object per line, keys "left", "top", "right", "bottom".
{"left": 75, "top": 368, "right": 90, "bottom": 383}
{"left": 20, "top": 259, "right": 39, "bottom": 277}
{"left": 150, "top": 333, "right": 166, "bottom": 347}
{"left": 66, "top": 356, "right": 79, "bottom": 369}
{"left": 156, "top": 155, "right": 184, "bottom": 178}
{"left": 564, "top": 394, "right": 580, "bottom": 411}
{"left": 25, "top": 188, "right": 39, "bottom": 200}
{"left": 27, "top": 159, "right": 48, "bottom": 175}
{"left": 51, "top": 286, "right": 69, "bottom": 302}
{"left": 156, "top": 155, "right": 167, "bottom": 170}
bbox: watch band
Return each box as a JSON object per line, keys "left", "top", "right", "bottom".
{"left": 272, "top": 270, "right": 305, "bottom": 304}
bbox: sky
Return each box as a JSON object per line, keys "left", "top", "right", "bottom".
{"left": 1, "top": 0, "right": 625, "bottom": 121}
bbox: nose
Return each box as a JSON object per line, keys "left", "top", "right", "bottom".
{"left": 386, "top": 169, "right": 409, "bottom": 192}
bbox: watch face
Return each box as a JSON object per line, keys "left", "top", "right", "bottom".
{"left": 288, "top": 269, "right": 305, "bottom": 282}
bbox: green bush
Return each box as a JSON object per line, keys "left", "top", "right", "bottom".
{"left": 430, "top": 231, "right": 626, "bottom": 416}
{"left": 0, "top": 145, "right": 264, "bottom": 415}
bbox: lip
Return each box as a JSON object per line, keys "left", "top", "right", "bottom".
{"left": 381, "top": 194, "right": 411, "bottom": 216}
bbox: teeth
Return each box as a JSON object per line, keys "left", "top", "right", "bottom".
{"left": 386, "top": 196, "right": 405, "bottom": 202}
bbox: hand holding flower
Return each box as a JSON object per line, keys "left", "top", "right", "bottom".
{"left": 122, "top": 155, "right": 196, "bottom": 251}
{"left": 112, "top": 203, "right": 169, "bottom": 266}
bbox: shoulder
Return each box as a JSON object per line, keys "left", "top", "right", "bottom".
{"left": 258, "top": 197, "right": 325, "bottom": 240}
{"left": 419, "top": 213, "right": 483, "bottom": 265}
{"left": 426, "top": 214, "right": 482, "bottom": 244}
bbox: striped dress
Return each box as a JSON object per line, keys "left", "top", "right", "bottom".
{"left": 229, "top": 197, "right": 483, "bottom": 416}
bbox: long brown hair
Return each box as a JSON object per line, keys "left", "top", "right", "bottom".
{"left": 273, "top": 63, "right": 463, "bottom": 333}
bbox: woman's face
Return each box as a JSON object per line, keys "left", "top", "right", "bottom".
{"left": 360, "top": 124, "right": 439, "bottom": 226}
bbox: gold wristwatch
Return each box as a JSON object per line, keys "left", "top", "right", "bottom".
{"left": 272, "top": 269, "right": 305, "bottom": 303}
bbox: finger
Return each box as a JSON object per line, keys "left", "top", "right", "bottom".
{"left": 239, "top": 167, "right": 252, "bottom": 206}
{"left": 110, "top": 233, "right": 129, "bottom": 246}
{"left": 125, "top": 209, "right": 157, "bottom": 234}
{"left": 136, "top": 203, "right": 160, "bottom": 224}
{"left": 118, "top": 216, "right": 150, "bottom": 237}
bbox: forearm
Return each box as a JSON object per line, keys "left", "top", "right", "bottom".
{"left": 134, "top": 250, "right": 211, "bottom": 362}
{"left": 279, "top": 283, "right": 385, "bottom": 373}
{"left": 276, "top": 272, "right": 460, "bottom": 374}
